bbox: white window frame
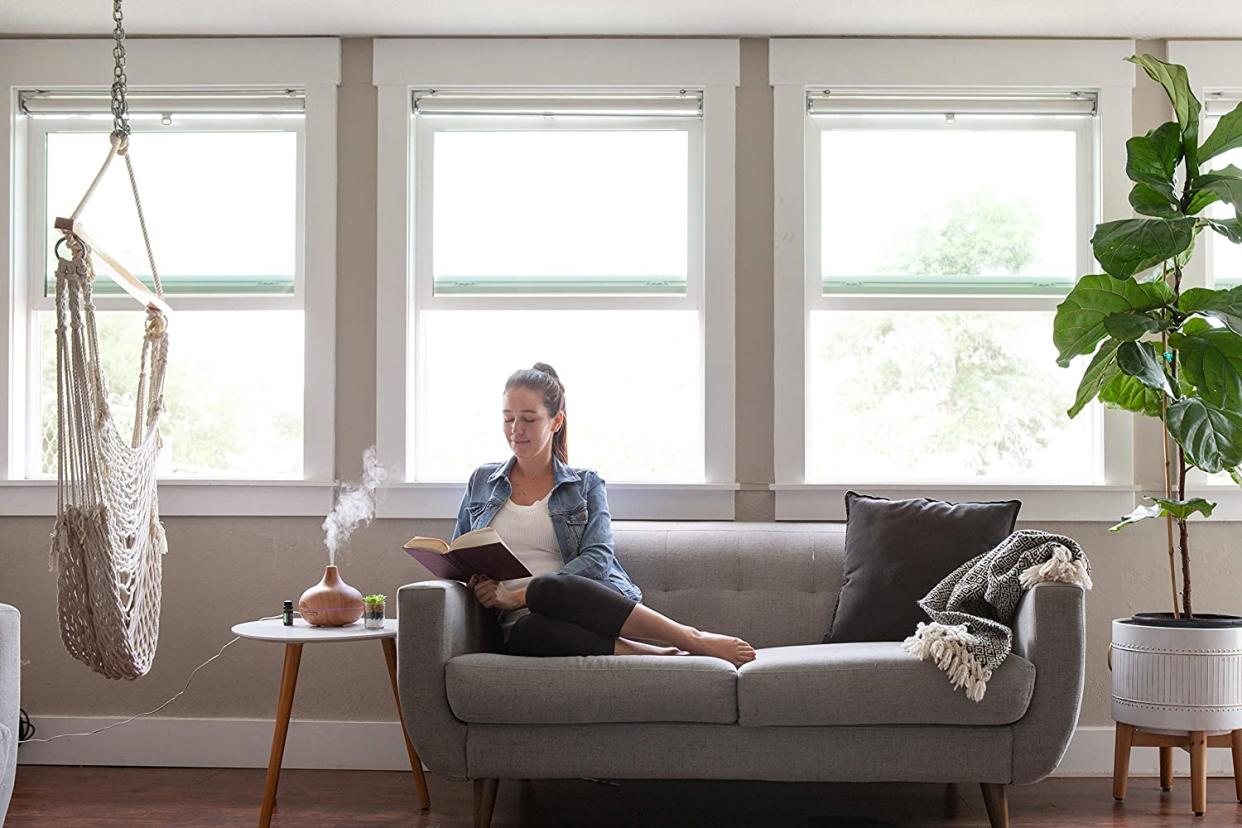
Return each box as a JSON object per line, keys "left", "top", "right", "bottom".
{"left": 770, "top": 38, "right": 1140, "bottom": 521}
{"left": 1166, "top": 41, "right": 1242, "bottom": 514}
{"left": 373, "top": 39, "right": 740, "bottom": 519}
{"left": 0, "top": 39, "right": 340, "bottom": 516}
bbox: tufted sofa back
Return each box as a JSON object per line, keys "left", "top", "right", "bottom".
{"left": 612, "top": 522, "right": 846, "bottom": 649}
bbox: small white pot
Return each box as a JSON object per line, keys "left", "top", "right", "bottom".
{"left": 1111, "top": 615, "right": 1242, "bottom": 733}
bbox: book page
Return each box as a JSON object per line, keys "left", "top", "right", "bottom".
{"left": 402, "top": 536, "right": 449, "bottom": 554}
{"left": 449, "top": 527, "right": 504, "bottom": 552}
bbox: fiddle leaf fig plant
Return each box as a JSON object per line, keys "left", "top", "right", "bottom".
{"left": 1054, "top": 54, "right": 1242, "bottom": 618}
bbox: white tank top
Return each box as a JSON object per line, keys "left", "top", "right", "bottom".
{"left": 487, "top": 493, "right": 563, "bottom": 634}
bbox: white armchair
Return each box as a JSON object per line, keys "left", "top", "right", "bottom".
{"left": 0, "top": 604, "right": 19, "bottom": 825}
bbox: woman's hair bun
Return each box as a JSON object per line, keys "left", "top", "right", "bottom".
{"left": 532, "top": 362, "right": 561, "bottom": 384}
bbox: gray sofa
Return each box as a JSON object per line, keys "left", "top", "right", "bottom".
{"left": 1, "top": 604, "right": 19, "bottom": 825}
{"left": 397, "top": 522, "right": 1085, "bottom": 828}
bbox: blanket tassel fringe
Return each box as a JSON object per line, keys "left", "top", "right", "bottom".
{"left": 902, "top": 623, "right": 992, "bottom": 702}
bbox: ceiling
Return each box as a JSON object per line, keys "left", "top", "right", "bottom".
{"left": 2, "top": 1, "right": 1242, "bottom": 39}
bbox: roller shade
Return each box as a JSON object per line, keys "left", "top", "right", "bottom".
{"left": 807, "top": 90, "right": 1097, "bottom": 117}
{"left": 1206, "top": 94, "right": 1242, "bottom": 118}
{"left": 413, "top": 89, "right": 702, "bottom": 118}
{"left": 20, "top": 89, "right": 305, "bottom": 116}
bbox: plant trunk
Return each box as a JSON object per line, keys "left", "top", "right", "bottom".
{"left": 1178, "top": 446, "right": 1193, "bottom": 617}
{"left": 1159, "top": 376, "right": 1180, "bottom": 619}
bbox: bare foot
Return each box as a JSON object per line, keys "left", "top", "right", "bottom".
{"left": 686, "top": 629, "right": 756, "bottom": 667}
{"left": 613, "top": 637, "right": 687, "bottom": 656}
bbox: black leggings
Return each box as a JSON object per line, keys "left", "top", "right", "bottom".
{"left": 505, "top": 572, "right": 638, "bottom": 657}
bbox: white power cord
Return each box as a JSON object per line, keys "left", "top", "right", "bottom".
{"left": 23, "top": 614, "right": 286, "bottom": 744}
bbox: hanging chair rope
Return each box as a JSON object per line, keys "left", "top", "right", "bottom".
{"left": 48, "top": 0, "right": 171, "bottom": 680}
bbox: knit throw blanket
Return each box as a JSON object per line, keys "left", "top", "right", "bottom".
{"left": 901, "top": 530, "right": 1092, "bottom": 702}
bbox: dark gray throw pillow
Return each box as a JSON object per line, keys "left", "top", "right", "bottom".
{"left": 824, "top": 491, "right": 1021, "bottom": 643}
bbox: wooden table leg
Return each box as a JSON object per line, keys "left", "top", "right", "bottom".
{"left": 1159, "top": 745, "right": 1174, "bottom": 791}
{"left": 1190, "top": 730, "right": 1207, "bottom": 816}
{"left": 382, "top": 636, "right": 431, "bottom": 809}
{"left": 1232, "top": 729, "right": 1242, "bottom": 803}
{"left": 259, "top": 642, "right": 302, "bottom": 828}
{"left": 1113, "top": 722, "right": 1135, "bottom": 801}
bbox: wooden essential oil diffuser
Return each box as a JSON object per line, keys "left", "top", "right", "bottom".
{"left": 298, "top": 565, "right": 364, "bottom": 627}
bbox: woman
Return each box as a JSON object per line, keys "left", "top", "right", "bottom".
{"left": 454, "top": 362, "right": 756, "bottom": 667}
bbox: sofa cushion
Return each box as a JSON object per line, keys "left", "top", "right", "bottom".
{"left": 825, "top": 492, "right": 1021, "bottom": 643}
{"left": 737, "top": 642, "right": 1035, "bottom": 727}
{"left": 446, "top": 653, "right": 738, "bottom": 724}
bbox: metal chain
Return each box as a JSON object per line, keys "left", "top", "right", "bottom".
{"left": 111, "top": 0, "right": 129, "bottom": 136}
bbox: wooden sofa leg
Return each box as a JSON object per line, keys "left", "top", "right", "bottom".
{"left": 474, "top": 778, "right": 499, "bottom": 828}
{"left": 980, "top": 783, "right": 1009, "bottom": 828}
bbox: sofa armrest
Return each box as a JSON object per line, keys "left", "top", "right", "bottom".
{"left": 1009, "top": 582, "right": 1086, "bottom": 785}
{"left": 397, "top": 580, "right": 500, "bottom": 780}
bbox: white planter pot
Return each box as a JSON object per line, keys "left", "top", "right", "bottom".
{"left": 1111, "top": 616, "right": 1242, "bottom": 733}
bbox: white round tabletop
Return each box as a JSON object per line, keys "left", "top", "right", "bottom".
{"left": 232, "top": 616, "right": 398, "bottom": 643}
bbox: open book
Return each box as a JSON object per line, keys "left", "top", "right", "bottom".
{"left": 402, "top": 527, "right": 532, "bottom": 583}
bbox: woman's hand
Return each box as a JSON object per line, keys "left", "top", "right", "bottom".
{"left": 468, "top": 575, "right": 526, "bottom": 610}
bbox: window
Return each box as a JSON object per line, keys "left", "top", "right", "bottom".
{"left": 771, "top": 39, "right": 1139, "bottom": 520}
{"left": 1203, "top": 95, "right": 1242, "bottom": 290}
{"left": 23, "top": 97, "right": 304, "bottom": 478}
{"left": 806, "top": 92, "right": 1099, "bottom": 484}
{"left": 1166, "top": 42, "right": 1242, "bottom": 499}
{"left": 2, "top": 39, "right": 339, "bottom": 509}
{"left": 411, "top": 91, "right": 703, "bottom": 483}
{"left": 374, "top": 40, "right": 740, "bottom": 517}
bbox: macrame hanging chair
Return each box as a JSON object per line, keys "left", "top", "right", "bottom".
{"left": 49, "top": 0, "right": 173, "bottom": 680}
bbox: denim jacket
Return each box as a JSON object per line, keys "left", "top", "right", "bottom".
{"left": 451, "top": 455, "right": 642, "bottom": 603}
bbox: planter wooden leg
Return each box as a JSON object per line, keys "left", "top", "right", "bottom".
{"left": 1232, "top": 729, "right": 1242, "bottom": 803}
{"left": 1113, "top": 722, "right": 1135, "bottom": 801}
{"left": 474, "top": 778, "right": 499, "bottom": 828}
{"left": 980, "top": 783, "right": 1008, "bottom": 828}
{"left": 1190, "top": 730, "right": 1207, "bottom": 816}
{"left": 1159, "top": 745, "right": 1174, "bottom": 791}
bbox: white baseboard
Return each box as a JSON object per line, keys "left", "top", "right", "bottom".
{"left": 17, "top": 719, "right": 1238, "bottom": 778}
{"left": 17, "top": 716, "right": 421, "bottom": 771}
{"left": 1053, "top": 725, "right": 1236, "bottom": 778}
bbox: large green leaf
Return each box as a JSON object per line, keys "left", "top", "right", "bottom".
{"left": 1110, "top": 496, "right": 1217, "bottom": 531}
{"left": 1053, "top": 274, "right": 1174, "bottom": 365}
{"left": 1186, "top": 187, "right": 1221, "bottom": 215}
{"left": 1099, "top": 371, "right": 1165, "bottom": 416}
{"left": 1170, "top": 324, "right": 1242, "bottom": 408}
{"left": 1166, "top": 396, "right": 1242, "bottom": 473}
{"left": 1129, "top": 55, "right": 1201, "bottom": 176}
{"left": 1204, "top": 217, "right": 1242, "bottom": 244}
{"left": 1125, "top": 122, "right": 1182, "bottom": 200}
{"left": 1197, "top": 172, "right": 1242, "bottom": 215}
{"left": 1067, "top": 338, "right": 1121, "bottom": 418}
{"left": 1180, "top": 285, "right": 1242, "bottom": 334}
{"left": 1117, "top": 340, "right": 1174, "bottom": 396}
{"left": 1091, "top": 218, "right": 1196, "bottom": 279}
{"left": 1130, "top": 183, "right": 1181, "bottom": 218}
{"left": 1104, "top": 311, "right": 1167, "bottom": 341}
{"left": 1200, "top": 100, "right": 1242, "bottom": 162}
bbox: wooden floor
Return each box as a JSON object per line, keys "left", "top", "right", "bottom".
{"left": 7, "top": 766, "right": 1242, "bottom": 827}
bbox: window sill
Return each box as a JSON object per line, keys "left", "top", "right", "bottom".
{"left": 376, "top": 482, "right": 740, "bottom": 520}
{"left": 0, "top": 480, "right": 337, "bottom": 517}
{"left": 772, "top": 483, "right": 1141, "bottom": 522}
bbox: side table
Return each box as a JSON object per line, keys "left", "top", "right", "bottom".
{"left": 232, "top": 616, "right": 430, "bottom": 827}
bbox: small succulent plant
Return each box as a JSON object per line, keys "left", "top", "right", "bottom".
{"left": 363, "top": 593, "right": 387, "bottom": 605}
